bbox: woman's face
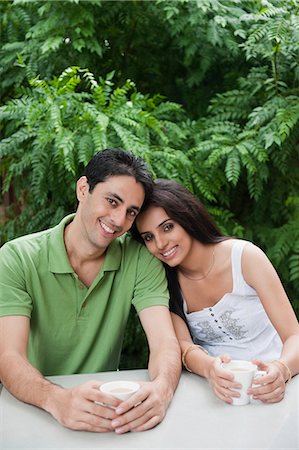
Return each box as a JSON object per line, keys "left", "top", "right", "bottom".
{"left": 136, "top": 206, "right": 194, "bottom": 267}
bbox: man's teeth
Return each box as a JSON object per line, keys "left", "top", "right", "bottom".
{"left": 162, "top": 247, "right": 176, "bottom": 257}
{"left": 101, "top": 222, "right": 115, "bottom": 234}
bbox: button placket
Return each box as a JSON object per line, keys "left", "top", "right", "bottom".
{"left": 73, "top": 273, "right": 88, "bottom": 316}
{"left": 78, "top": 286, "right": 88, "bottom": 315}
{"left": 209, "top": 307, "right": 233, "bottom": 340}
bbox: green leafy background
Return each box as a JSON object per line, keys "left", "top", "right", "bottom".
{"left": 0, "top": 0, "right": 298, "bottom": 368}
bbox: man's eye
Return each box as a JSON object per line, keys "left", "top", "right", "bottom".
{"left": 107, "top": 198, "right": 117, "bottom": 206}
{"left": 127, "top": 209, "right": 137, "bottom": 218}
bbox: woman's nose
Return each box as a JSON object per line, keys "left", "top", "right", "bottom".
{"left": 155, "top": 234, "right": 167, "bottom": 250}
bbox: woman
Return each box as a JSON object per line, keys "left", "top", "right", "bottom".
{"left": 132, "top": 179, "right": 299, "bottom": 404}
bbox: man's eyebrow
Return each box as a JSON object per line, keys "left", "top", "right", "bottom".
{"left": 108, "top": 192, "right": 123, "bottom": 203}
{"left": 108, "top": 192, "right": 141, "bottom": 212}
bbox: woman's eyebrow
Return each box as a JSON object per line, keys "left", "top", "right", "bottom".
{"left": 140, "top": 218, "right": 171, "bottom": 235}
{"left": 158, "top": 219, "right": 171, "bottom": 228}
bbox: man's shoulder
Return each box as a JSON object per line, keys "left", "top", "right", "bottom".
{"left": 0, "top": 216, "right": 69, "bottom": 259}
{"left": 0, "top": 229, "right": 52, "bottom": 275}
{"left": 1, "top": 228, "right": 51, "bottom": 251}
{"left": 117, "top": 233, "right": 163, "bottom": 267}
{"left": 1, "top": 214, "right": 73, "bottom": 255}
{"left": 118, "top": 232, "right": 141, "bottom": 248}
{"left": 117, "top": 233, "right": 150, "bottom": 257}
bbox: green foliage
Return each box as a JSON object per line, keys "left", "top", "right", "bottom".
{"left": 0, "top": 0, "right": 257, "bottom": 115}
{"left": 1, "top": 0, "right": 299, "bottom": 367}
{"left": 119, "top": 307, "right": 148, "bottom": 369}
{"left": 0, "top": 66, "right": 187, "bottom": 240}
{"left": 187, "top": 0, "right": 299, "bottom": 314}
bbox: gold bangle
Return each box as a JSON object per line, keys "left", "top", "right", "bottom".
{"left": 182, "top": 344, "right": 208, "bottom": 373}
{"left": 271, "top": 359, "right": 292, "bottom": 384}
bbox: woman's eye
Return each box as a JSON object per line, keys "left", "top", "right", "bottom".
{"left": 143, "top": 234, "right": 152, "bottom": 242}
{"left": 164, "top": 223, "right": 174, "bottom": 232}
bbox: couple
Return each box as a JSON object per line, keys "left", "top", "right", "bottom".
{"left": 0, "top": 148, "right": 298, "bottom": 433}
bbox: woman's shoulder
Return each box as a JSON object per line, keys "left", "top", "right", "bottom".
{"left": 215, "top": 238, "right": 246, "bottom": 257}
{"left": 240, "top": 240, "right": 267, "bottom": 260}
{"left": 239, "top": 241, "right": 274, "bottom": 288}
{"left": 216, "top": 239, "right": 267, "bottom": 273}
{"left": 218, "top": 238, "right": 261, "bottom": 254}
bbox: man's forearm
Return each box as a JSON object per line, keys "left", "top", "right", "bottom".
{"left": 148, "top": 335, "right": 181, "bottom": 397}
{"left": 0, "top": 351, "right": 62, "bottom": 410}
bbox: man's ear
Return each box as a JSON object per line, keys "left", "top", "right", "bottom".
{"left": 76, "top": 176, "right": 89, "bottom": 202}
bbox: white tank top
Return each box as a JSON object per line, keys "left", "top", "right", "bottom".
{"left": 184, "top": 240, "right": 282, "bottom": 361}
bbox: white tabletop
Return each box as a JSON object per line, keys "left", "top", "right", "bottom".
{"left": 0, "top": 370, "right": 298, "bottom": 450}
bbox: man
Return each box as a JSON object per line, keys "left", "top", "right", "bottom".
{"left": 0, "top": 148, "right": 181, "bottom": 434}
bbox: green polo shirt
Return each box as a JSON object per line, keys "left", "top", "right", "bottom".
{"left": 0, "top": 215, "right": 169, "bottom": 376}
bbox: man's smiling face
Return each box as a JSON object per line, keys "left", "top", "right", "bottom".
{"left": 76, "top": 175, "right": 145, "bottom": 252}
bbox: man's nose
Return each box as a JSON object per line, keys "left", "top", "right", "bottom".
{"left": 110, "top": 208, "right": 127, "bottom": 228}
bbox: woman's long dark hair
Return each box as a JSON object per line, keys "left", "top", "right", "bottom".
{"left": 133, "top": 179, "right": 225, "bottom": 244}
{"left": 131, "top": 179, "right": 228, "bottom": 324}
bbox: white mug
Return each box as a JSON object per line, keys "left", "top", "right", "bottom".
{"left": 221, "top": 360, "right": 258, "bottom": 406}
{"left": 100, "top": 380, "right": 140, "bottom": 401}
{"left": 250, "top": 370, "right": 267, "bottom": 404}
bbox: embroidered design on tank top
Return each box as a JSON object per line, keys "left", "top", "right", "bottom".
{"left": 193, "top": 309, "right": 248, "bottom": 342}
{"left": 220, "top": 310, "right": 248, "bottom": 340}
{"left": 193, "top": 320, "right": 223, "bottom": 342}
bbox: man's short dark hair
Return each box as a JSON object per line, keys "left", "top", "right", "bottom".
{"left": 83, "top": 148, "right": 153, "bottom": 204}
